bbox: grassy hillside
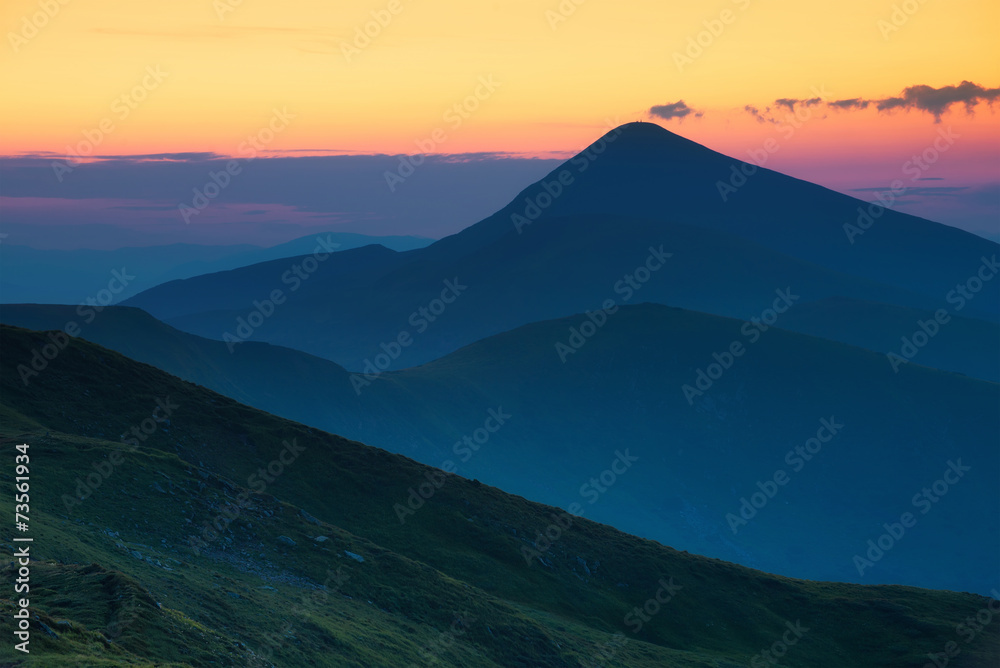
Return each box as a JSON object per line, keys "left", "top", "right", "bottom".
{"left": 0, "top": 325, "right": 998, "bottom": 667}
{"left": 2, "top": 303, "right": 996, "bottom": 594}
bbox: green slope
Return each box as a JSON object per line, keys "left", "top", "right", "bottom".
{"left": 1, "top": 303, "right": 997, "bottom": 595}
{"left": 0, "top": 325, "right": 998, "bottom": 667}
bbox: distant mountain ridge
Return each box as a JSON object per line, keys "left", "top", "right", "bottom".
{"left": 1, "top": 323, "right": 998, "bottom": 667}
{"left": 0, "top": 231, "right": 432, "bottom": 304}
{"left": 3, "top": 303, "right": 995, "bottom": 595}
{"left": 8, "top": 121, "right": 996, "bottom": 603}
{"left": 121, "top": 122, "right": 999, "bottom": 374}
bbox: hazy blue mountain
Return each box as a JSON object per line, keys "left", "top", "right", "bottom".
{"left": 124, "top": 213, "right": 973, "bottom": 372}
{"left": 5, "top": 323, "right": 996, "bottom": 667}
{"left": 4, "top": 303, "right": 995, "bottom": 595}
{"left": 122, "top": 123, "right": 999, "bottom": 373}
{"left": 777, "top": 296, "right": 1000, "bottom": 382}
{"left": 0, "top": 231, "right": 431, "bottom": 304}
{"left": 360, "top": 303, "right": 998, "bottom": 596}
{"left": 442, "top": 121, "right": 998, "bottom": 318}
{"left": 0, "top": 304, "right": 363, "bottom": 423}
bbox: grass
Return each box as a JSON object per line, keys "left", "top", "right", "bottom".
{"left": 0, "top": 324, "right": 997, "bottom": 667}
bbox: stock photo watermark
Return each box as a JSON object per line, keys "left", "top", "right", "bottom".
{"left": 918, "top": 591, "right": 1000, "bottom": 667}
{"left": 886, "top": 255, "right": 998, "bottom": 371}
{"left": 725, "top": 417, "right": 844, "bottom": 534}
{"left": 749, "top": 620, "right": 810, "bottom": 667}
{"left": 341, "top": 0, "right": 411, "bottom": 63}
{"left": 351, "top": 277, "right": 468, "bottom": 394}
{"left": 545, "top": 0, "right": 588, "bottom": 30}
{"left": 877, "top": 0, "right": 931, "bottom": 40}
{"left": 717, "top": 86, "right": 832, "bottom": 201}
{"left": 16, "top": 268, "right": 136, "bottom": 385}
{"left": 385, "top": 75, "right": 502, "bottom": 191}
{"left": 51, "top": 66, "right": 169, "bottom": 182}
{"left": 179, "top": 107, "right": 294, "bottom": 224}
{"left": 251, "top": 566, "right": 353, "bottom": 666}
{"left": 521, "top": 449, "right": 638, "bottom": 566}
{"left": 188, "top": 438, "right": 306, "bottom": 554}
{"left": 394, "top": 407, "right": 511, "bottom": 523}
{"left": 405, "top": 613, "right": 477, "bottom": 668}
{"left": 511, "top": 117, "right": 623, "bottom": 234}
{"left": 555, "top": 245, "right": 673, "bottom": 362}
{"left": 61, "top": 397, "right": 179, "bottom": 513}
{"left": 851, "top": 459, "right": 970, "bottom": 576}
{"left": 843, "top": 127, "right": 958, "bottom": 244}
{"left": 682, "top": 287, "right": 799, "bottom": 404}
{"left": 7, "top": 0, "right": 72, "bottom": 52}
{"left": 673, "top": 0, "right": 753, "bottom": 73}
{"left": 222, "top": 235, "right": 341, "bottom": 351}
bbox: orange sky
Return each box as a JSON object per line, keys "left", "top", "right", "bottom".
{"left": 1, "top": 0, "right": 998, "bottom": 163}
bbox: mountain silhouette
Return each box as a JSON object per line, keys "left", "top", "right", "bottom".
{"left": 4, "top": 302, "right": 995, "bottom": 594}
{"left": 0, "top": 231, "right": 431, "bottom": 304}
{"left": 2, "top": 323, "right": 998, "bottom": 666}
{"left": 123, "top": 123, "right": 999, "bottom": 374}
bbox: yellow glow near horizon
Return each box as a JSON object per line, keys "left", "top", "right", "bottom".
{"left": 1, "top": 0, "right": 998, "bottom": 157}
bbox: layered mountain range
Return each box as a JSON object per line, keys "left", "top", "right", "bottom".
{"left": 2, "top": 123, "right": 998, "bottom": 666}
{"left": 1, "top": 324, "right": 997, "bottom": 667}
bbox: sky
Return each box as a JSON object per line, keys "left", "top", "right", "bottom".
{"left": 1, "top": 0, "right": 998, "bottom": 246}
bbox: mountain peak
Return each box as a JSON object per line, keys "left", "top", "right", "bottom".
{"left": 591, "top": 121, "right": 716, "bottom": 163}
{"left": 611, "top": 120, "right": 676, "bottom": 138}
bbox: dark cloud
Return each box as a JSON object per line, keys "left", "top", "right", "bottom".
{"left": 875, "top": 81, "right": 1000, "bottom": 121}
{"left": 774, "top": 97, "right": 822, "bottom": 112}
{"left": 898, "top": 186, "right": 970, "bottom": 197}
{"left": 849, "top": 186, "right": 969, "bottom": 197}
{"left": 649, "top": 100, "right": 703, "bottom": 121}
{"left": 89, "top": 152, "right": 224, "bottom": 162}
{"left": 744, "top": 105, "right": 769, "bottom": 124}
{"left": 743, "top": 81, "right": 998, "bottom": 123}
{"left": 875, "top": 97, "right": 908, "bottom": 112}
{"left": 743, "top": 97, "right": 823, "bottom": 123}
{"left": 0, "top": 154, "right": 563, "bottom": 246}
{"left": 109, "top": 205, "right": 179, "bottom": 211}
{"left": 828, "top": 98, "right": 870, "bottom": 110}
{"left": 434, "top": 151, "right": 543, "bottom": 163}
